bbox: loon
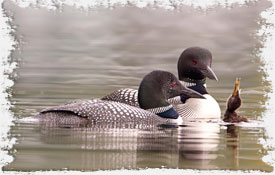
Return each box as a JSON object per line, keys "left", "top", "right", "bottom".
{"left": 102, "top": 47, "right": 221, "bottom": 119}
{"left": 223, "top": 78, "right": 248, "bottom": 123}
{"left": 35, "top": 70, "right": 205, "bottom": 126}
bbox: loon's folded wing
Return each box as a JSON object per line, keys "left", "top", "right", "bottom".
{"left": 40, "top": 99, "right": 101, "bottom": 118}
{"left": 39, "top": 99, "right": 166, "bottom": 124}
{"left": 101, "top": 88, "right": 139, "bottom": 107}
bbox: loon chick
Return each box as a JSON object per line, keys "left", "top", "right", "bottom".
{"left": 223, "top": 78, "right": 248, "bottom": 123}
{"left": 35, "top": 70, "right": 204, "bottom": 126}
{"left": 102, "top": 47, "right": 221, "bottom": 119}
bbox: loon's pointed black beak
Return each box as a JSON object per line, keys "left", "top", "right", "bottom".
{"left": 201, "top": 66, "right": 218, "bottom": 81}
{"left": 179, "top": 87, "right": 206, "bottom": 99}
{"left": 169, "top": 82, "right": 205, "bottom": 99}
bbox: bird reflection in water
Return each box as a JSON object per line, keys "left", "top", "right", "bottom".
{"left": 36, "top": 121, "right": 220, "bottom": 170}
{"left": 226, "top": 124, "right": 240, "bottom": 169}
{"left": 176, "top": 122, "right": 220, "bottom": 169}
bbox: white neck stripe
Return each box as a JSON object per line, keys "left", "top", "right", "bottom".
{"left": 182, "top": 81, "right": 206, "bottom": 87}
{"left": 147, "top": 104, "right": 173, "bottom": 114}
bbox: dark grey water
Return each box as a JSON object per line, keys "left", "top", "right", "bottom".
{"left": 3, "top": 0, "right": 273, "bottom": 172}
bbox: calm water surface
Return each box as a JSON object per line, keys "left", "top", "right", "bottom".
{"left": 3, "top": 0, "right": 273, "bottom": 172}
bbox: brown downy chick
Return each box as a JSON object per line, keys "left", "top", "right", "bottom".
{"left": 223, "top": 78, "right": 248, "bottom": 123}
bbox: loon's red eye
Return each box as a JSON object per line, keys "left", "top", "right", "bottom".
{"left": 172, "top": 82, "right": 176, "bottom": 87}
{"left": 193, "top": 60, "right": 198, "bottom": 65}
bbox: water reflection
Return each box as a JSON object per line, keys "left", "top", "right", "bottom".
{"left": 177, "top": 123, "right": 219, "bottom": 165}
{"left": 226, "top": 125, "right": 239, "bottom": 169}
{"left": 4, "top": 118, "right": 272, "bottom": 171}
{"left": 5, "top": 121, "right": 221, "bottom": 170}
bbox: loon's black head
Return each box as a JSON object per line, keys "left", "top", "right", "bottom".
{"left": 138, "top": 70, "right": 205, "bottom": 119}
{"left": 177, "top": 47, "right": 218, "bottom": 82}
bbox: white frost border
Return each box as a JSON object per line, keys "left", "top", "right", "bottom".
{"left": 257, "top": 0, "right": 275, "bottom": 169}
{"left": 0, "top": 0, "right": 274, "bottom": 174}
{"left": 0, "top": 0, "right": 17, "bottom": 172}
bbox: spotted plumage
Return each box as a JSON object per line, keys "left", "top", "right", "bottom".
{"left": 101, "top": 89, "right": 139, "bottom": 107}
{"left": 38, "top": 99, "right": 166, "bottom": 124}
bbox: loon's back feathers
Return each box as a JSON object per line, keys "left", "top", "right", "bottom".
{"left": 39, "top": 99, "right": 165, "bottom": 123}
{"left": 101, "top": 89, "right": 139, "bottom": 108}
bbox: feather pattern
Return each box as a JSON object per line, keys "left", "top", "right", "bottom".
{"left": 174, "top": 94, "right": 221, "bottom": 119}
{"left": 101, "top": 89, "right": 139, "bottom": 107}
{"left": 37, "top": 99, "right": 179, "bottom": 124}
{"left": 147, "top": 105, "right": 173, "bottom": 114}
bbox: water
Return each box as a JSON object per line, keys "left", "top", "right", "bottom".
{"left": 3, "top": 0, "right": 273, "bottom": 172}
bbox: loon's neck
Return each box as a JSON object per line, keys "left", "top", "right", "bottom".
{"left": 181, "top": 77, "right": 206, "bottom": 84}
{"left": 180, "top": 78, "right": 208, "bottom": 103}
{"left": 147, "top": 104, "right": 179, "bottom": 119}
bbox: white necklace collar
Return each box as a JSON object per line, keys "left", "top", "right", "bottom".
{"left": 146, "top": 104, "right": 173, "bottom": 114}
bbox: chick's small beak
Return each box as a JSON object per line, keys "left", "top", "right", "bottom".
{"left": 232, "top": 78, "right": 241, "bottom": 97}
